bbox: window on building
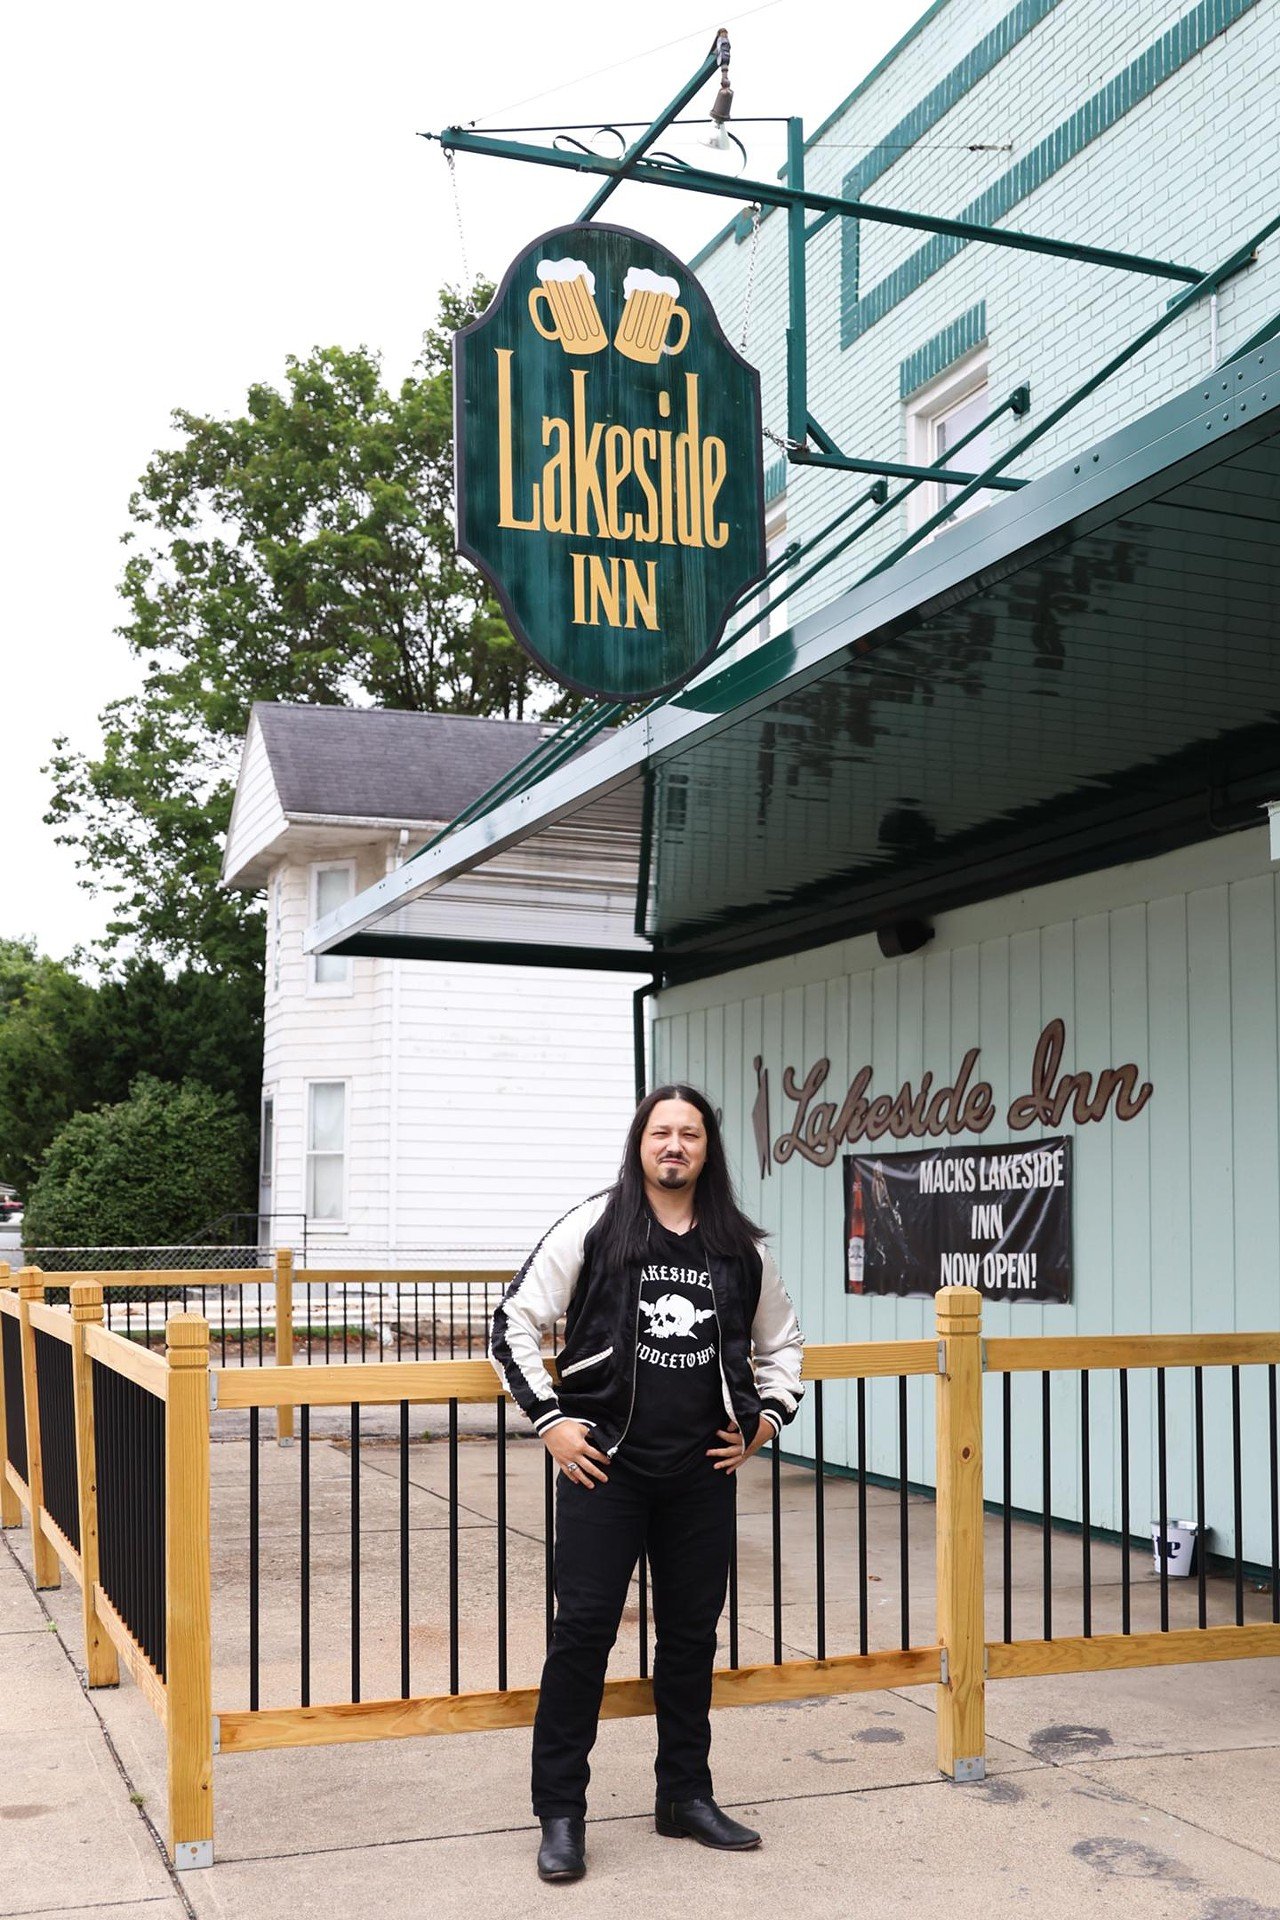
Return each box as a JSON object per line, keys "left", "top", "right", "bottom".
{"left": 271, "top": 877, "right": 283, "bottom": 993}
{"left": 904, "top": 349, "right": 990, "bottom": 534}
{"left": 259, "top": 1096, "right": 274, "bottom": 1191}
{"left": 305, "top": 1081, "right": 347, "bottom": 1222}
{"left": 310, "top": 861, "right": 356, "bottom": 991}
{"left": 755, "top": 499, "right": 791, "bottom": 645}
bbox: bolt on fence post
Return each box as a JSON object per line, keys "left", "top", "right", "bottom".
{"left": 165, "top": 1312, "right": 214, "bottom": 1869}
{"left": 935, "top": 1284, "right": 986, "bottom": 1781}
{"left": 0, "top": 1262, "right": 21, "bottom": 1528}
{"left": 18, "top": 1268, "right": 59, "bottom": 1589}
{"left": 274, "top": 1247, "right": 295, "bottom": 1444}
{"left": 69, "top": 1282, "right": 119, "bottom": 1687}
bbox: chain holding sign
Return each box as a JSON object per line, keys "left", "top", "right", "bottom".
{"left": 843, "top": 1139, "right": 1073, "bottom": 1303}
{"left": 454, "top": 222, "right": 766, "bottom": 702}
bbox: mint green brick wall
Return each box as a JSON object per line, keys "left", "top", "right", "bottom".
{"left": 692, "top": 0, "right": 1280, "bottom": 629}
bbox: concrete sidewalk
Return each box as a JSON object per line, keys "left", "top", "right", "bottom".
{"left": 5, "top": 1475, "right": 1280, "bottom": 1919}
{"left": 0, "top": 1535, "right": 188, "bottom": 1920}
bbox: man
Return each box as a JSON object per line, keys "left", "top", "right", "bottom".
{"left": 489, "top": 1084, "right": 805, "bottom": 1884}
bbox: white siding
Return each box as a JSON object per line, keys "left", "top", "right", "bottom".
{"left": 263, "top": 842, "right": 390, "bottom": 1251}
{"left": 386, "top": 958, "right": 635, "bottom": 1255}
{"left": 261, "top": 838, "right": 637, "bottom": 1269}
{"left": 654, "top": 828, "right": 1280, "bottom": 1563}
{"left": 221, "top": 714, "right": 288, "bottom": 886}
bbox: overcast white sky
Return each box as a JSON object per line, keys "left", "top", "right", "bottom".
{"left": 5, "top": 0, "right": 926, "bottom": 963}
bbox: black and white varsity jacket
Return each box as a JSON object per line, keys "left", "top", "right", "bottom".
{"left": 489, "top": 1192, "right": 805, "bottom": 1455}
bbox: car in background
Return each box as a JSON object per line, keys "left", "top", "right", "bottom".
{"left": 0, "top": 1186, "right": 23, "bottom": 1260}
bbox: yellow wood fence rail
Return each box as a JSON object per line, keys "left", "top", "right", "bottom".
{"left": 3, "top": 1264, "right": 1277, "bottom": 1870}
{"left": 0, "top": 1269, "right": 213, "bottom": 1872}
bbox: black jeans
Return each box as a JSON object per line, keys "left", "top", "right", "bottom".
{"left": 531, "top": 1449, "right": 735, "bottom": 1817}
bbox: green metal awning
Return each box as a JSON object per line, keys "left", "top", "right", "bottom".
{"left": 307, "top": 339, "right": 1280, "bottom": 984}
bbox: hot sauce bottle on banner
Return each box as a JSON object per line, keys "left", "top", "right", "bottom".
{"left": 846, "top": 1168, "right": 866, "bottom": 1294}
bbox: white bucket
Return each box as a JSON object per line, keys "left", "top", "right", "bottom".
{"left": 1150, "top": 1519, "right": 1197, "bottom": 1576}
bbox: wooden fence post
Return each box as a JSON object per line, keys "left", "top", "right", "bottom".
{"left": 0, "top": 1263, "right": 20, "bottom": 1529}
{"left": 165, "top": 1313, "right": 214, "bottom": 1869}
{"left": 69, "top": 1282, "right": 119, "bottom": 1687}
{"left": 18, "top": 1268, "right": 59, "bottom": 1589}
{"left": 935, "top": 1284, "right": 985, "bottom": 1781}
{"left": 274, "top": 1246, "right": 294, "bottom": 1444}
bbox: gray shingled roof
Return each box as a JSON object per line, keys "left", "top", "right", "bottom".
{"left": 252, "top": 703, "right": 547, "bottom": 824}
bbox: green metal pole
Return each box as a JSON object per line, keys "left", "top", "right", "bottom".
{"left": 415, "top": 701, "right": 621, "bottom": 856}
{"left": 1226, "top": 305, "right": 1280, "bottom": 362}
{"left": 861, "top": 208, "right": 1280, "bottom": 578}
{"left": 434, "top": 127, "right": 1206, "bottom": 284}
{"left": 579, "top": 44, "right": 720, "bottom": 222}
{"left": 786, "top": 117, "right": 808, "bottom": 447}
{"left": 705, "top": 386, "right": 1032, "bottom": 662}
{"left": 793, "top": 451, "right": 1026, "bottom": 489}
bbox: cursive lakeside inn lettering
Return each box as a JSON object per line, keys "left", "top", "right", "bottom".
{"left": 497, "top": 362, "right": 730, "bottom": 557}
{"left": 496, "top": 361, "right": 730, "bottom": 636}
{"left": 775, "top": 1017, "right": 1152, "bottom": 1169}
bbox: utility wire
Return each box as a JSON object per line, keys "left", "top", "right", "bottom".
{"left": 467, "top": 0, "right": 788, "bottom": 125}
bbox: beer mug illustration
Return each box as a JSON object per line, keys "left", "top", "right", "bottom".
{"left": 527, "top": 258, "right": 608, "bottom": 355}
{"left": 614, "top": 267, "right": 691, "bottom": 364}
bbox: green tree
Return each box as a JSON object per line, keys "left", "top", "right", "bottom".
{"left": 22, "top": 1076, "right": 253, "bottom": 1248}
{"left": 0, "top": 949, "right": 261, "bottom": 1194}
{"left": 0, "top": 945, "right": 98, "bottom": 1191}
{"left": 47, "top": 282, "right": 546, "bottom": 971}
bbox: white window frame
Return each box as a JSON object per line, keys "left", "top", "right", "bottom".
{"left": 271, "top": 876, "right": 284, "bottom": 994}
{"left": 308, "top": 860, "right": 356, "bottom": 996}
{"left": 737, "top": 496, "right": 790, "bottom": 651}
{"left": 904, "top": 347, "right": 990, "bottom": 535}
{"left": 259, "top": 1094, "right": 275, "bottom": 1192}
{"left": 304, "top": 1078, "right": 349, "bottom": 1228}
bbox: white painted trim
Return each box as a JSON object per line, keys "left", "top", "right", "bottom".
{"left": 308, "top": 861, "right": 357, "bottom": 996}
{"left": 304, "top": 1077, "right": 350, "bottom": 1228}
{"left": 560, "top": 1345, "right": 615, "bottom": 1376}
{"left": 285, "top": 812, "right": 449, "bottom": 833}
{"left": 905, "top": 345, "right": 990, "bottom": 533}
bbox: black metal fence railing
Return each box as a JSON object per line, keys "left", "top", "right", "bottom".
{"left": 93, "top": 1359, "right": 167, "bottom": 1678}
{"left": 232, "top": 1369, "right": 928, "bottom": 1715}
{"left": 13, "top": 1254, "right": 528, "bottom": 1369}
{"left": 993, "top": 1361, "right": 1280, "bottom": 1644}
{"left": 288, "top": 1280, "right": 537, "bottom": 1364}
{"left": 1, "top": 1313, "right": 26, "bottom": 1484}
{"left": 33, "top": 1329, "right": 79, "bottom": 1553}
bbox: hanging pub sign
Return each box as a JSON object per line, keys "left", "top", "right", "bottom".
{"left": 843, "top": 1138, "right": 1073, "bottom": 1303}
{"left": 454, "top": 222, "right": 766, "bottom": 701}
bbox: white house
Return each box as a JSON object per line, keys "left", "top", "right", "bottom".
{"left": 308, "top": 0, "right": 1280, "bottom": 1563}
{"left": 220, "top": 702, "right": 639, "bottom": 1266}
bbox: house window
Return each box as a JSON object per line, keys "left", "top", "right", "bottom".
{"left": 755, "top": 500, "right": 791, "bottom": 645}
{"left": 271, "top": 877, "right": 283, "bottom": 993}
{"left": 305, "top": 1081, "right": 347, "bottom": 1222}
{"left": 310, "top": 862, "right": 356, "bottom": 991}
{"left": 260, "top": 1096, "right": 275, "bottom": 1191}
{"left": 905, "top": 349, "right": 990, "bottom": 534}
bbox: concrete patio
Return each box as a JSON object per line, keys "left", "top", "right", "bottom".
{"left": 3, "top": 1414, "right": 1279, "bottom": 1919}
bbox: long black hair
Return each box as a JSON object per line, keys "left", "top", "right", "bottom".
{"left": 593, "top": 1084, "right": 765, "bottom": 1274}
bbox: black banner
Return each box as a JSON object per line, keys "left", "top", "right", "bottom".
{"left": 842, "top": 1138, "right": 1072, "bottom": 1302}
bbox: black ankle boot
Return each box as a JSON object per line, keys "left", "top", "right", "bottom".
{"left": 537, "top": 1814, "right": 587, "bottom": 1881}
{"left": 654, "top": 1796, "right": 761, "bottom": 1849}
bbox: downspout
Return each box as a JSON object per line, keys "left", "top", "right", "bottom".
{"left": 386, "top": 831, "right": 408, "bottom": 1257}
{"left": 633, "top": 978, "right": 659, "bottom": 1103}
{"left": 632, "top": 767, "right": 658, "bottom": 1103}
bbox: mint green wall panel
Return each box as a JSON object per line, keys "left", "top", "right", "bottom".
{"left": 652, "top": 833, "right": 1280, "bottom": 1564}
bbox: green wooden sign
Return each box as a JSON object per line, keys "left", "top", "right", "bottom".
{"left": 454, "top": 222, "right": 765, "bottom": 702}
